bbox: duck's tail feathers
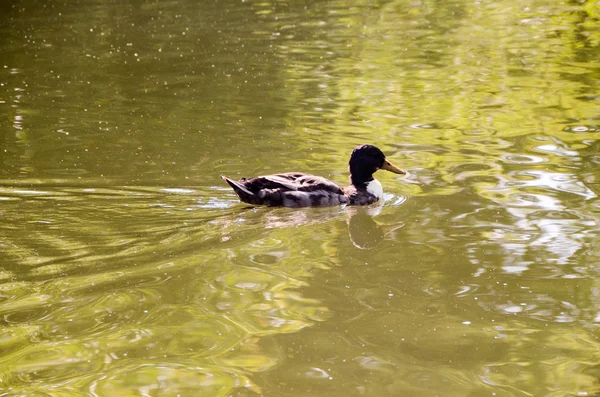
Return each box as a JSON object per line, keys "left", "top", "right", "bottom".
{"left": 221, "top": 176, "right": 257, "bottom": 203}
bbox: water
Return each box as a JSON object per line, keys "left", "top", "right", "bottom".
{"left": 1, "top": 0, "right": 599, "bottom": 395}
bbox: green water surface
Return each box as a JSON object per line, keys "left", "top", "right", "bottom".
{"left": 1, "top": 0, "right": 599, "bottom": 396}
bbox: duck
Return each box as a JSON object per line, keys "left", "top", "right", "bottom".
{"left": 221, "top": 144, "right": 406, "bottom": 207}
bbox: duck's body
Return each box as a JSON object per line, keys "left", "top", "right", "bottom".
{"left": 222, "top": 145, "right": 405, "bottom": 208}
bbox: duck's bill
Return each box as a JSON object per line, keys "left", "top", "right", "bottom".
{"left": 381, "top": 160, "right": 406, "bottom": 174}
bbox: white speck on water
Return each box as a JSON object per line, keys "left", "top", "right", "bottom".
{"left": 504, "top": 305, "right": 523, "bottom": 313}
{"left": 503, "top": 265, "right": 528, "bottom": 274}
{"left": 14, "top": 190, "right": 49, "bottom": 195}
{"left": 161, "top": 188, "right": 195, "bottom": 194}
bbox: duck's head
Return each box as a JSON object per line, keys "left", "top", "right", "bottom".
{"left": 349, "top": 144, "right": 405, "bottom": 185}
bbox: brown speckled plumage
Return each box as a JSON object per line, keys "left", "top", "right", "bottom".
{"left": 222, "top": 145, "right": 405, "bottom": 207}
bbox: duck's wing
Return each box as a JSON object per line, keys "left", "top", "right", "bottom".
{"left": 241, "top": 173, "right": 344, "bottom": 194}
{"left": 293, "top": 174, "right": 345, "bottom": 194}
{"left": 222, "top": 173, "right": 347, "bottom": 207}
{"left": 261, "top": 174, "right": 346, "bottom": 207}
{"left": 235, "top": 173, "right": 304, "bottom": 192}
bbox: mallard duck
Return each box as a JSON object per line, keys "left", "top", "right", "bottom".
{"left": 221, "top": 144, "right": 406, "bottom": 207}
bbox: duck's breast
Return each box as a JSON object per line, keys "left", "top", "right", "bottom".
{"left": 365, "top": 179, "right": 383, "bottom": 199}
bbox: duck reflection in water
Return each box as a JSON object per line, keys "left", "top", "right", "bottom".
{"left": 346, "top": 203, "right": 405, "bottom": 250}
{"left": 224, "top": 200, "right": 405, "bottom": 250}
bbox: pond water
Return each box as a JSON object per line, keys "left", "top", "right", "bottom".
{"left": 1, "top": 0, "right": 599, "bottom": 396}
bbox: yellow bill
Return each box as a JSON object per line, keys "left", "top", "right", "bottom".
{"left": 381, "top": 160, "right": 406, "bottom": 174}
